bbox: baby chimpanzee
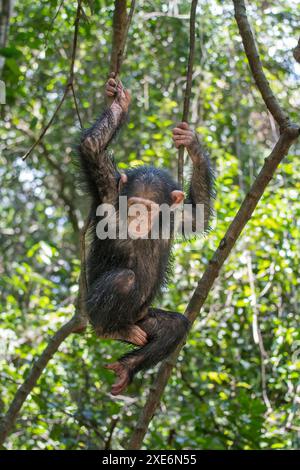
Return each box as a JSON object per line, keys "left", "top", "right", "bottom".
{"left": 78, "top": 73, "right": 214, "bottom": 395}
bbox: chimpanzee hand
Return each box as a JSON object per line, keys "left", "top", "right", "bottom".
{"left": 106, "top": 72, "right": 131, "bottom": 112}
{"left": 172, "top": 122, "right": 204, "bottom": 165}
{"left": 172, "top": 122, "right": 196, "bottom": 149}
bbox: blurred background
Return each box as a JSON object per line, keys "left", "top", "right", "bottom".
{"left": 0, "top": 0, "right": 299, "bottom": 450}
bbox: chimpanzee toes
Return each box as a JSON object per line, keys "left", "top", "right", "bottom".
{"left": 128, "top": 325, "right": 148, "bottom": 346}
{"left": 106, "top": 361, "right": 131, "bottom": 395}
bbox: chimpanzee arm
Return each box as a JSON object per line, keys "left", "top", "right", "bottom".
{"left": 185, "top": 135, "right": 215, "bottom": 231}
{"left": 80, "top": 102, "right": 126, "bottom": 156}
{"left": 79, "top": 76, "right": 131, "bottom": 204}
{"left": 172, "top": 122, "right": 214, "bottom": 232}
{"left": 79, "top": 102, "right": 127, "bottom": 203}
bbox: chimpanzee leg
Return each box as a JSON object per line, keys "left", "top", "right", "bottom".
{"left": 107, "top": 308, "right": 190, "bottom": 395}
{"left": 86, "top": 269, "right": 142, "bottom": 337}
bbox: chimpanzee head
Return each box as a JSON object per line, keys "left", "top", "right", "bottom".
{"left": 117, "top": 166, "right": 185, "bottom": 239}
{"left": 118, "top": 166, "right": 184, "bottom": 206}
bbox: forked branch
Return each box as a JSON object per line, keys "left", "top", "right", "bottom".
{"left": 22, "top": 0, "right": 83, "bottom": 161}
{"left": 233, "top": 0, "right": 289, "bottom": 130}
{"left": 0, "top": 0, "right": 135, "bottom": 447}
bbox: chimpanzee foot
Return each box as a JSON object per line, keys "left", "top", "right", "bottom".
{"left": 106, "top": 362, "right": 131, "bottom": 395}
{"left": 99, "top": 325, "right": 147, "bottom": 346}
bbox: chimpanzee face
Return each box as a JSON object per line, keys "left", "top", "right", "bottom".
{"left": 117, "top": 168, "right": 184, "bottom": 239}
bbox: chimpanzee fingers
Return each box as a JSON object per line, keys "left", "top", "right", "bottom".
{"left": 106, "top": 81, "right": 117, "bottom": 96}
{"left": 124, "top": 89, "right": 131, "bottom": 102}
{"left": 128, "top": 334, "right": 144, "bottom": 346}
{"left": 116, "top": 81, "right": 124, "bottom": 93}
{"left": 106, "top": 81, "right": 116, "bottom": 89}
{"left": 108, "top": 77, "right": 116, "bottom": 86}
{"left": 176, "top": 121, "right": 189, "bottom": 130}
{"left": 106, "top": 362, "right": 130, "bottom": 395}
{"left": 172, "top": 127, "right": 192, "bottom": 135}
{"left": 173, "top": 127, "right": 194, "bottom": 137}
{"left": 172, "top": 135, "right": 193, "bottom": 144}
{"left": 173, "top": 139, "right": 191, "bottom": 148}
{"left": 106, "top": 89, "right": 116, "bottom": 97}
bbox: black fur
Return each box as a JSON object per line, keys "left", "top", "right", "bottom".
{"left": 77, "top": 101, "right": 213, "bottom": 389}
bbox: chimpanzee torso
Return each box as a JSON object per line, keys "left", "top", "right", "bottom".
{"left": 87, "top": 229, "right": 172, "bottom": 313}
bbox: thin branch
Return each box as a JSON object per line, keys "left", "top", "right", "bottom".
{"left": 118, "top": 0, "right": 136, "bottom": 75}
{"left": 15, "top": 123, "right": 80, "bottom": 235}
{"left": 0, "top": 0, "right": 11, "bottom": 47}
{"left": 22, "top": 0, "right": 82, "bottom": 161}
{"left": 284, "top": 383, "right": 300, "bottom": 432}
{"left": 127, "top": 125, "right": 299, "bottom": 450}
{"left": 177, "top": 0, "right": 198, "bottom": 187}
{"left": 127, "top": 0, "right": 300, "bottom": 450}
{"left": 22, "top": 88, "right": 69, "bottom": 161}
{"left": 232, "top": 0, "right": 289, "bottom": 130}
{"left": 257, "top": 262, "right": 275, "bottom": 299}
{"left": 0, "top": 217, "right": 90, "bottom": 446}
{"left": 141, "top": 12, "right": 190, "bottom": 20}
{"left": 246, "top": 251, "right": 272, "bottom": 412}
{"left": 180, "top": 370, "right": 225, "bottom": 439}
{"left": 79, "top": 215, "right": 91, "bottom": 298}
{"left": 104, "top": 416, "right": 120, "bottom": 450}
{"left": 71, "top": 83, "right": 83, "bottom": 128}
{"left": 68, "top": 0, "right": 81, "bottom": 85}
{"left": 0, "top": 318, "right": 79, "bottom": 445}
{"left": 110, "top": 0, "right": 136, "bottom": 76}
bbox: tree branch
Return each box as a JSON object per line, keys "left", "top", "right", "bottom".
{"left": 177, "top": 0, "right": 198, "bottom": 187}
{"left": 232, "top": 0, "right": 289, "bottom": 131}
{"left": 15, "top": 123, "right": 80, "bottom": 236}
{"left": 0, "top": 317, "right": 82, "bottom": 446}
{"left": 0, "top": 0, "right": 12, "bottom": 76}
{"left": 110, "top": 0, "right": 136, "bottom": 76}
{"left": 0, "top": 209, "right": 91, "bottom": 447}
{"left": 246, "top": 251, "right": 272, "bottom": 412}
{"left": 127, "top": 1, "right": 300, "bottom": 449}
{"left": 0, "top": 0, "right": 136, "bottom": 447}
{"left": 44, "top": 0, "right": 65, "bottom": 49}
{"left": 127, "top": 123, "right": 299, "bottom": 450}
{"left": 22, "top": 0, "right": 83, "bottom": 161}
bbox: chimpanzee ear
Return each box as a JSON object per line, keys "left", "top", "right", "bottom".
{"left": 171, "top": 190, "right": 185, "bottom": 208}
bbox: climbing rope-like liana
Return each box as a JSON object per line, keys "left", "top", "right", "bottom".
{"left": 127, "top": 0, "right": 300, "bottom": 451}
{"left": 177, "top": 0, "right": 198, "bottom": 187}
{"left": 110, "top": 0, "right": 136, "bottom": 77}
{"left": 0, "top": 0, "right": 136, "bottom": 447}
